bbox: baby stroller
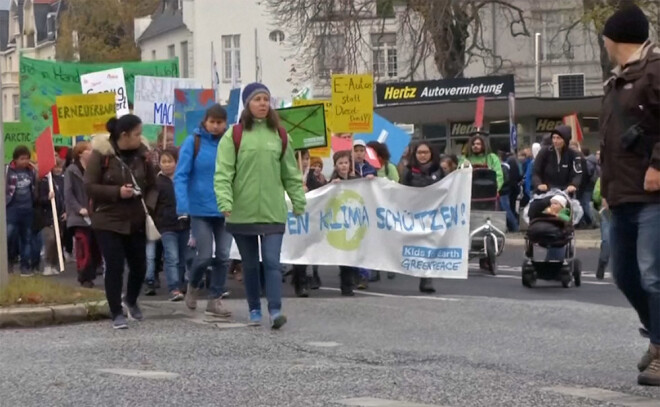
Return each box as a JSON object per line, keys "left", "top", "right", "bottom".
{"left": 521, "top": 190, "right": 583, "bottom": 288}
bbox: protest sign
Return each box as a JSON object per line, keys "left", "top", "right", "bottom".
{"left": 173, "top": 89, "right": 216, "bottom": 146}
{"left": 3, "top": 122, "right": 33, "bottom": 163}
{"left": 81, "top": 68, "right": 129, "bottom": 116}
{"left": 134, "top": 76, "right": 200, "bottom": 126}
{"left": 20, "top": 56, "right": 179, "bottom": 146}
{"left": 184, "top": 110, "right": 206, "bottom": 138}
{"left": 55, "top": 93, "right": 116, "bottom": 136}
{"left": 231, "top": 169, "right": 473, "bottom": 278}
{"left": 277, "top": 104, "right": 327, "bottom": 150}
{"left": 226, "top": 87, "right": 242, "bottom": 125}
{"left": 35, "top": 128, "right": 56, "bottom": 179}
{"left": 331, "top": 74, "right": 374, "bottom": 133}
{"left": 293, "top": 99, "right": 332, "bottom": 157}
{"left": 354, "top": 113, "right": 411, "bottom": 165}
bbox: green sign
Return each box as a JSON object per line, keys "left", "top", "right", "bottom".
{"left": 3, "top": 122, "right": 33, "bottom": 164}
{"left": 19, "top": 56, "right": 180, "bottom": 146}
{"left": 276, "top": 104, "right": 328, "bottom": 150}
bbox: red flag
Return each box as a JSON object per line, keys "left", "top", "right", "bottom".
{"left": 474, "top": 96, "right": 486, "bottom": 130}
{"left": 563, "top": 113, "right": 583, "bottom": 143}
{"left": 51, "top": 105, "right": 60, "bottom": 134}
{"left": 331, "top": 136, "right": 353, "bottom": 152}
{"left": 36, "top": 128, "right": 56, "bottom": 179}
{"left": 365, "top": 146, "right": 382, "bottom": 169}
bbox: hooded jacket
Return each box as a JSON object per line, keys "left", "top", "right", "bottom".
{"left": 174, "top": 126, "right": 224, "bottom": 217}
{"left": 5, "top": 161, "right": 37, "bottom": 209}
{"left": 64, "top": 162, "right": 90, "bottom": 229}
{"left": 599, "top": 40, "right": 660, "bottom": 206}
{"left": 532, "top": 125, "right": 583, "bottom": 191}
{"left": 84, "top": 134, "right": 156, "bottom": 235}
{"left": 461, "top": 134, "right": 504, "bottom": 190}
{"left": 154, "top": 172, "right": 189, "bottom": 233}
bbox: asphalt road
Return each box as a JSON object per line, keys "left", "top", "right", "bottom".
{"left": 2, "top": 247, "right": 658, "bottom": 407}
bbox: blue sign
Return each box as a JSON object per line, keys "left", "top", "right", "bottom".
{"left": 354, "top": 113, "right": 411, "bottom": 165}
{"left": 226, "top": 88, "right": 241, "bottom": 125}
{"left": 184, "top": 110, "right": 206, "bottom": 137}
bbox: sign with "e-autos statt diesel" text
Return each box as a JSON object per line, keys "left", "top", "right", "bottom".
{"left": 376, "top": 74, "right": 514, "bottom": 106}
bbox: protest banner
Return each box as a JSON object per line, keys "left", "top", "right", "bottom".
{"left": 474, "top": 95, "right": 486, "bottom": 130}
{"left": 134, "top": 76, "right": 200, "bottom": 126}
{"left": 55, "top": 93, "right": 116, "bottom": 136}
{"left": 293, "top": 99, "right": 332, "bottom": 157}
{"left": 277, "top": 104, "right": 327, "bottom": 150}
{"left": 3, "top": 122, "right": 33, "bottom": 163}
{"left": 331, "top": 74, "right": 374, "bottom": 133}
{"left": 354, "top": 113, "right": 411, "bottom": 165}
{"left": 19, "top": 56, "right": 179, "bottom": 146}
{"left": 173, "top": 89, "right": 216, "bottom": 146}
{"left": 81, "top": 68, "right": 130, "bottom": 117}
{"left": 231, "top": 169, "right": 473, "bottom": 278}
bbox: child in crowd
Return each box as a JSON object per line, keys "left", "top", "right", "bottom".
{"left": 544, "top": 195, "right": 571, "bottom": 222}
{"left": 440, "top": 154, "right": 459, "bottom": 175}
{"left": 38, "top": 157, "right": 66, "bottom": 276}
{"left": 306, "top": 156, "right": 327, "bottom": 191}
{"left": 5, "top": 146, "right": 37, "bottom": 276}
{"left": 146, "top": 148, "right": 190, "bottom": 301}
{"left": 352, "top": 140, "right": 377, "bottom": 178}
{"left": 330, "top": 151, "right": 360, "bottom": 296}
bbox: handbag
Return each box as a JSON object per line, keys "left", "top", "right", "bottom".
{"left": 115, "top": 156, "right": 161, "bottom": 241}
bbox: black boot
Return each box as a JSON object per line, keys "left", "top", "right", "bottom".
{"left": 339, "top": 266, "right": 355, "bottom": 296}
{"left": 596, "top": 260, "right": 607, "bottom": 280}
{"left": 419, "top": 278, "right": 436, "bottom": 293}
{"left": 310, "top": 266, "right": 321, "bottom": 290}
{"left": 292, "top": 265, "right": 309, "bottom": 298}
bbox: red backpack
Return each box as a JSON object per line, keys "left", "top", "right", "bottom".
{"left": 193, "top": 124, "right": 288, "bottom": 161}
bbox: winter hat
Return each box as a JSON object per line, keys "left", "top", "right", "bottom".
{"left": 551, "top": 195, "right": 568, "bottom": 208}
{"left": 603, "top": 5, "right": 649, "bottom": 44}
{"left": 242, "top": 82, "right": 271, "bottom": 106}
{"left": 551, "top": 125, "right": 572, "bottom": 145}
{"left": 310, "top": 156, "right": 323, "bottom": 169}
{"left": 532, "top": 143, "right": 541, "bottom": 159}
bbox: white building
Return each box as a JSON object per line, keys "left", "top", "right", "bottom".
{"left": 0, "top": 0, "right": 61, "bottom": 122}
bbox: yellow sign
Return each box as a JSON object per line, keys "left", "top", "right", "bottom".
{"left": 293, "top": 99, "right": 332, "bottom": 157}
{"left": 55, "top": 93, "right": 116, "bottom": 136}
{"left": 331, "top": 74, "right": 373, "bottom": 133}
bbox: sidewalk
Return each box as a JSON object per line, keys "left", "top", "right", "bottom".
{"left": 506, "top": 228, "right": 601, "bottom": 249}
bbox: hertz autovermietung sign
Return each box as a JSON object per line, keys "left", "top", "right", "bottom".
{"left": 375, "top": 74, "right": 515, "bottom": 106}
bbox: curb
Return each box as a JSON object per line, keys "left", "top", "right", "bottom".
{"left": 506, "top": 238, "right": 601, "bottom": 249}
{"left": 0, "top": 301, "right": 110, "bottom": 328}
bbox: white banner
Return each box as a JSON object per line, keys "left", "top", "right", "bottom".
{"left": 80, "top": 68, "right": 130, "bottom": 117}
{"left": 133, "top": 76, "right": 200, "bottom": 125}
{"left": 230, "top": 168, "right": 473, "bottom": 279}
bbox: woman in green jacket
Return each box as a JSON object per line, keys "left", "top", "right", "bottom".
{"left": 214, "top": 83, "right": 306, "bottom": 329}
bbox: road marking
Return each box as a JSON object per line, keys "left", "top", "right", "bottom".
{"left": 334, "top": 397, "right": 448, "bottom": 407}
{"left": 542, "top": 386, "right": 660, "bottom": 407}
{"left": 307, "top": 341, "right": 341, "bottom": 348}
{"left": 97, "top": 368, "right": 179, "bottom": 379}
{"left": 319, "top": 287, "right": 459, "bottom": 301}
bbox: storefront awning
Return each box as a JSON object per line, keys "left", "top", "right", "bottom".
{"left": 375, "top": 96, "right": 603, "bottom": 125}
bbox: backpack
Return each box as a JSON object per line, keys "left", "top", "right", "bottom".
{"left": 193, "top": 124, "right": 288, "bottom": 161}
{"left": 585, "top": 158, "right": 598, "bottom": 184}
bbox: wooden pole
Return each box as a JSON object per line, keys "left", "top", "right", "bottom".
{"left": 48, "top": 173, "right": 65, "bottom": 273}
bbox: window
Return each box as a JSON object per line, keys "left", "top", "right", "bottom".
{"left": 269, "top": 30, "right": 285, "bottom": 43}
{"left": 151, "top": 50, "right": 156, "bottom": 60}
{"left": 168, "top": 44, "right": 175, "bottom": 59}
{"left": 12, "top": 94, "right": 19, "bottom": 121}
{"left": 180, "top": 41, "right": 189, "bottom": 77}
{"left": 532, "top": 9, "right": 575, "bottom": 61}
{"left": 372, "top": 33, "right": 397, "bottom": 78}
{"left": 376, "top": 0, "right": 395, "bottom": 18}
{"left": 315, "top": 35, "right": 345, "bottom": 79}
{"left": 222, "top": 35, "right": 241, "bottom": 82}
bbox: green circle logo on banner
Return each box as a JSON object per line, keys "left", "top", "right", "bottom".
{"left": 324, "top": 189, "right": 368, "bottom": 251}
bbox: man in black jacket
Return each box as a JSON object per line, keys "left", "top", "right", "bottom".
{"left": 532, "top": 125, "right": 582, "bottom": 194}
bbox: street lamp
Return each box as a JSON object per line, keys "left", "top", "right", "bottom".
{"left": 0, "top": 60, "right": 9, "bottom": 288}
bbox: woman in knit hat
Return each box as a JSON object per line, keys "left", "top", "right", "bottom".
{"left": 215, "top": 82, "right": 306, "bottom": 330}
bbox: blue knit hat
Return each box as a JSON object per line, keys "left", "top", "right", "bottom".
{"left": 242, "top": 82, "right": 271, "bottom": 106}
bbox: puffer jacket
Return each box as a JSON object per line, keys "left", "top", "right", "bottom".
{"left": 84, "top": 134, "right": 156, "bottom": 235}
{"left": 401, "top": 164, "right": 445, "bottom": 188}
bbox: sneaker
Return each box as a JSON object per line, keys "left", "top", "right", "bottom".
{"left": 639, "top": 348, "right": 653, "bottom": 372}
{"left": 205, "top": 298, "right": 232, "bottom": 318}
{"left": 20, "top": 269, "right": 34, "bottom": 277}
{"left": 248, "top": 310, "right": 262, "bottom": 326}
{"left": 112, "top": 314, "right": 128, "bottom": 330}
{"left": 341, "top": 290, "right": 355, "bottom": 297}
{"left": 357, "top": 277, "right": 368, "bottom": 290}
{"left": 169, "top": 290, "right": 184, "bottom": 302}
{"left": 270, "top": 311, "right": 287, "bottom": 330}
{"left": 185, "top": 283, "right": 198, "bottom": 310}
{"left": 638, "top": 344, "right": 660, "bottom": 386}
{"left": 310, "top": 273, "right": 321, "bottom": 290}
{"left": 123, "top": 300, "right": 144, "bottom": 321}
{"left": 144, "top": 281, "right": 157, "bottom": 296}
{"left": 42, "top": 266, "right": 59, "bottom": 276}
{"left": 220, "top": 291, "right": 231, "bottom": 299}
{"left": 80, "top": 281, "right": 95, "bottom": 289}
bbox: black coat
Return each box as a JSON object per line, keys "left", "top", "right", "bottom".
{"left": 401, "top": 164, "right": 445, "bottom": 188}
{"left": 532, "top": 146, "right": 582, "bottom": 191}
{"left": 37, "top": 174, "right": 65, "bottom": 228}
{"left": 154, "top": 173, "right": 189, "bottom": 233}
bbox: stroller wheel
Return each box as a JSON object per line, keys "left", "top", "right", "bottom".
{"left": 485, "top": 234, "right": 497, "bottom": 276}
{"left": 522, "top": 272, "right": 536, "bottom": 288}
{"left": 561, "top": 273, "right": 573, "bottom": 288}
{"left": 572, "top": 259, "right": 582, "bottom": 287}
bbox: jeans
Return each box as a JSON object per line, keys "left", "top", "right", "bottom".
{"left": 6, "top": 207, "right": 33, "bottom": 272}
{"left": 29, "top": 228, "right": 43, "bottom": 270}
{"left": 599, "top": 209, "right": 611, "bottom": 265}
{"left": 162, "top": 231, "right": 189, "bottom": 292}
{"left": 233, "top": 234, "right": 284, "bottom": 314}
{"left": 96, "top": 230, "right": 147, "bottom": 317}
{"left": 578, "top": 189, "right": 594, "bottom": 226}
{"left": 189, "top": 217, "right": 232, "bottom": 299}
{"left": 610, "top": 203, "right": 660, "bottom": 345}
{"left": 499, "top": 195, "right": 519, "bottom": 232}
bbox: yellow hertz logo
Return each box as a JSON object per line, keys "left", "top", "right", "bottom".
{"left": 383, "top": 86, "right": 417, "bottom": 100}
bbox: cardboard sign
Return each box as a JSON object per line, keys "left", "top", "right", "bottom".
{"left": 173, "top": 89, "right": 216, "bottom": 146}
{"left": 3, "top": 122, "right": 33, "bottom": 163}
{"left": 55, "top": 93, "right": 116, "bottom": 136}
{"left": 277, "top": 104, "right": 328, "bottom": 150}
{"left": 81, "top": 67, "right": 130, "bottom": 117}
{"left": 293, "top": 99, "right": 332, "bottom": 157}
{"left": 134, "top": 76, "right": 201, "bottom": 126}
{"left": 35, "top": 127, "right": 56, "bottom": 179}
{"left": 331, "top": 74, "right": 374, "bottom": 133}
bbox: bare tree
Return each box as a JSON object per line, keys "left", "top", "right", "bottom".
{"left": 267, "top": 0, "right": 530, "bottom": 84}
